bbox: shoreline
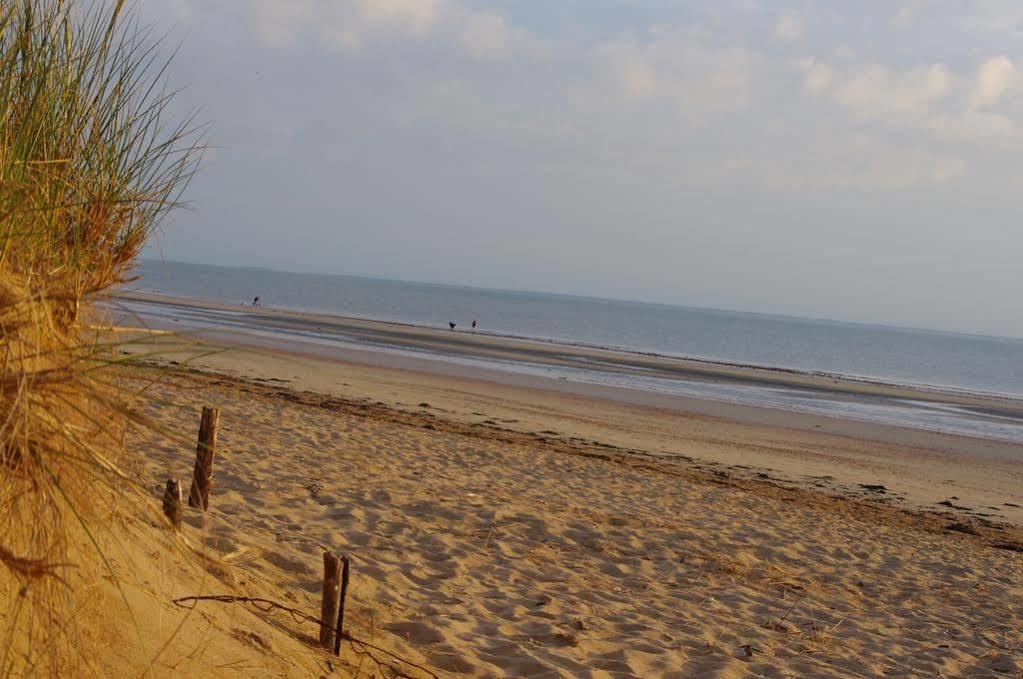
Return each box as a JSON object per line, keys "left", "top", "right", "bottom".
{"left": 107, "top": 307, "right": 1023, "bottom": 526}
{"left": 108, "top": 290, "right": 1023, "bottom": 443}
{"left": 111, "top": 289, "right": 1023, "bottom": 406}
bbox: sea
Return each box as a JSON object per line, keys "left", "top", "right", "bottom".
{"left": 123, "top": 258, "right": 1023, "bottom": 443}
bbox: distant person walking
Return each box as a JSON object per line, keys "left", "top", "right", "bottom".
{"left": 472, "top": 319, "right": 477, "bottom": 334}
{"left": 253, "top": 296, "right": 261, "bottom": 307}
{"left": 449, "top": 321, "right": 456, "bottom": 331}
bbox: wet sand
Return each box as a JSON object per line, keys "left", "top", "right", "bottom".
{"left": 110, "top": 291, "right": 1023, "bottom": 447}
{"left": 113, "top": 290, "right": 1023, "bottom": 409}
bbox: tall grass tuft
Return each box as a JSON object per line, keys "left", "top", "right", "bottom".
{"left": 0, "top": 0, "right": 201, "bottom": 672}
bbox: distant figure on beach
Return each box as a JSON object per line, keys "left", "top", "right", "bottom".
{"left": 253, "top": 296, "right": 261, "bottom": 307}
{"left": 449, "top": 321, "right": 456, "bottom": 330}
{"left": 472, "top": 319, "right": 477, "bottom": 334}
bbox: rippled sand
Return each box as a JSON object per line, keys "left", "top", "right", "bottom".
{"left": 127, "top": 368, "right": 1023, "bottom": 677}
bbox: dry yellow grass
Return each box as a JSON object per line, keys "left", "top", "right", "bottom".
{"left": 0, "top": 0, "right": 201, "bottom": 674}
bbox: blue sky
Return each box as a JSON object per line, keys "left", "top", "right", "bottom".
{"left": 142, "top": 1, "right": 1023, "bottom": 337}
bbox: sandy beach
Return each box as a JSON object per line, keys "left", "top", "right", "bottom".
{"left": 7, "top": 6, "right": 1022, "bottom": 677}
{"left": 100, "top": 297, "right": 1023, "bottom": 677}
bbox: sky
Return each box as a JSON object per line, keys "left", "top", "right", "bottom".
{"left": 140, "top": 1, "right": 1023, "bottom": 338}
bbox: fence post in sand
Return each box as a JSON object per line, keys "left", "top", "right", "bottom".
{"left": 162, "top": 478, "right": 183, "bottom": 529}
{"left": 187, "top": 406, "right": 220, "bottom": 510}
{"left": 320, "top": 552, "right": 342, "bottom": 652}
{"left": 333, "top": 555, "right": 351, "bottom": 656}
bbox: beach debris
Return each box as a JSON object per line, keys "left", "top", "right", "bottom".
{"left": 553, "top": 630, "right": 579, "bottom": 647}
{"left": 990, "top": 540, "right": 1023, "bottom": 553}
{"left": 945, "top": 522, "right": 979, "bottom": 535}
{"left": 936, "top": 499, "right": 971, "bottom": 510}
{"left": 858, "top": 484, "right": 887, "bottom": 494}
{"left": 175, "top": 593, "right": 438, "bottom": 677}
{"left": 162, "top": 478, "right": 183, "bottom": 529}
{"left": 188, "top": 406, "right": 221, "bottom": 511}
{"left": 231, "top": 628, "right": 272, "bottom": 652}
{"left": 970, "top": 651, "right": 1020, "bottom": 675}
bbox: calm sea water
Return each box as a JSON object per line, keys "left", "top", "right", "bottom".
{"left": 132, "top": 259, "right": 1023, "bottom": 399}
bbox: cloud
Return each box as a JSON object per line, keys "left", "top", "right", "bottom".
{"left": 248, "top": 0, "right": 441, "bottom": 50}
{"left": 970, "top": 56, "right": 1017, "bottom": 109}
{"left": 799, "top": 59, "right": 833, "bottom": 92}
{"left": 615, "top": 54, "right": 660, "bottom": 99}
{"left": 358, "top": 0, "right": 439, "bottom": 31}
{"left": 593, "top": 29, "right": 763, "bottom": 116}
{"left": 893, "top": 0, "right": 925, "bottom": 25}
{"left": 155, "top": 0, "right": 1023, "bottom": 195}
{"left": 927, "top": 110, "right": 1022, "bottom": 146}
{"left": 774, "top": 11, "right": 803, "bottom": 42}
{"left": 243, "top": 0, "right": 541, "bottom": 65}
{"left": 848, "top": 146, "right": 967, "bottom": 189}
{"left": 458, "top": 12, "right": 537, "bottom": 61}
{"left": 832, "top": 64, "right": 952, "bottom": 118}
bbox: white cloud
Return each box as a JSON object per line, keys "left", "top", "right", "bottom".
{"left": 594, "top": 30, "right": 762, "bottom": 115}
{"left": 831, "top": 64, "right": 952, "bottom": 118}
{"left": 894, "top": 0, "right": 925, "bottom": 25}
{"left": 181, "top": 0, "right": 1023, "bottom": 195}
{"left": 751, "top": 133, "right": 969, "bottom": 191}
{"left": 458, "top": 12, "right": 535, "bottom": 60}
{"left": 774, "top": 11, "right": 803, "bottom": 42}
{"left": 617, "top": 55, "right": 660, "bottom": 99}
{"left": 927, "top": 110, "right": 1022, "bottom": 146}
{"left": 851, "top": 147, "right": 967, "bottom": 188}
{"left": 244, "top": 0, "right": 538, "bottom": 62}
{"left": 799, "top": 59, "right": 833, "bottom": 92}
{"left": 970, "top": 56, "right": 1017, "bottom": 109}
{"left": 248, "top": 0, "right": 441, "bottom": 50}
{"left": 357, "top": 0, "right": 439, "bottom": 32}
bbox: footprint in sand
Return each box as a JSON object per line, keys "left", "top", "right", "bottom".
{"left": 383, "top": 621, "right": 444, "bottom": 645}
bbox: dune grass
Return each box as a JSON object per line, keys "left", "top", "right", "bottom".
{"left": 0, "top": 0, "right": 201, "bottom": 673}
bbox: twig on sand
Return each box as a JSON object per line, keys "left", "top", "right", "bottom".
{"left": 172, "top": 595, "right": 438, "bottom": 679}
{"left": 778, "top": 591, "right": 806, "bottom": 625}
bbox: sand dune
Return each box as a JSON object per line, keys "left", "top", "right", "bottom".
{"left": 126, "top": 366, "right": 1023, "bottom": 677}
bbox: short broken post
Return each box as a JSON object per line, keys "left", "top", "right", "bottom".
{"left": 162, "top": 478, "right": 183, "bottom": 529}
{"left": 188, "top": 406, "right": 220, "bottom": 510}
{"left": 333, "top": 555, "right": 351, "bottom": 656}
{"left": 320, "top": 552, "right": 342, "bottom": 652}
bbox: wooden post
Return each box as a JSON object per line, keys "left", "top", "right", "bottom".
{"left": 319, "top": 552, "right": 342, "bottom": 651}
{"left": 187, "top": 406, "right": 220, "bottom": 510}
{"left": 162, "top": 478, "right": 183, "bottom": 529}
{"left": 333, "top": 555, "right": 351, "bottom": 656}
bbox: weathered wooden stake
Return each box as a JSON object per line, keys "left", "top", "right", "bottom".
{"left": 162, "top": 478, "right": 183, "bottom": 529}
{"left": 187, "top": 406, "right": 220, "bottom": 510}
{"left": 333, "top": 555, "right": 351, "bottom": 656}
{"left": 319, "top": 552, "right": 342, "bottom": 651}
